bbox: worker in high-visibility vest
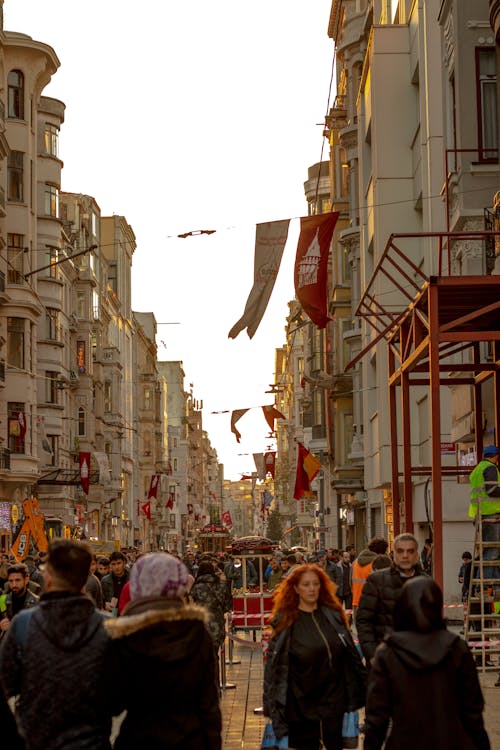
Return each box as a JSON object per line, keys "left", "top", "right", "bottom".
{"left": 469, "top": 444, "right": 500, "bottom": 591}
{"left": 351, "top": 536, "right": 389, "bottom": 617}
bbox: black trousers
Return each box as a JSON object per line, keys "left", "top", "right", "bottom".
{"left": 288, "top": 715, "right": 343, "bottom": 750}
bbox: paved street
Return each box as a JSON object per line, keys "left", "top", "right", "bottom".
{"left": 220, "top": 632, "right": 500, "bottom": 749}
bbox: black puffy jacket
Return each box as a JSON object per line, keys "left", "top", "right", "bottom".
{"left": 356, "top": 565, "right": 427, "bottom": 662}
{"left": 263, "top": 606, "right": 366, "bottom": 740}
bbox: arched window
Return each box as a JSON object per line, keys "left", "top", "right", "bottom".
{"left": 8, "top": 70, "right": 24, "bottom": 119}
{"left": 78, "top": 407, "right": 86, "bottom": 437}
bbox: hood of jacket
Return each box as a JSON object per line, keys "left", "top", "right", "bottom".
{"left": 384, "top": 629, "right": 459, "bottom": 670}
{"left": 104, "top": 598, "right": 209, "bottom": 662}
{"left": 32, "top": 591, "right": 107, "bottom": 651}
{"left": 355, "top": 548, "right": 378, "bottom": 567}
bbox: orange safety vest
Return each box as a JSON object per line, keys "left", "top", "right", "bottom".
{"left": 352, "top": 559, "right": 374, "bottom": 607}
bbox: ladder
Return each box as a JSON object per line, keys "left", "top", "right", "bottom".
{"left": 464, "top": 502, "right": 500, "bottom": 671}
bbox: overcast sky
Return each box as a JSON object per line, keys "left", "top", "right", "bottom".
{"left": 5, "top": 0, "right": 335, "bottom": 480}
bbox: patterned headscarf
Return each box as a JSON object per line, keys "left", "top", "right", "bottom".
{"left": 130, "top": 552, "right": 189, "bottom": 600}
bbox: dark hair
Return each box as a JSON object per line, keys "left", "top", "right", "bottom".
{"left": 7, "top": 562, "right": 28, "bottom": 577}
{"left": 196, "top": 561, "right": 216, "bottom": 578}
{"left": 372, "top": 553, "right": 392, "bottom": 571}
{"left": 286, "top": 554, "right": 296, "bottom": 565}
{"left": 462, "top": 551, "right": 472, "bottom": 560}
{"left": 97, "top": 556, "right": 110, "bottom": 565}
{"left": 393, "top": 577, "right": 445, "bottom": 633}
{"left": 47, "top": 539, "right": 92, "bottom": 592}
{"left": 109, "top": 551, "right": 126, "bottom": 562}
{"left": 368, "top": 537, "right": 388, "bottom": 555}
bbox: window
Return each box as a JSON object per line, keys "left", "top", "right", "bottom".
{"left": 78, "top": 407, "right": 86, "bottom": 437}
{"left": 143, "top": 432, "right": 151, "bottom": 456}
{"left": 44, "top": 184, "right": 59, "bottom": 217}
{"left": 477, "top": 48, "right": 498, "bottom": 160}
{"left": 77, "top": 340, "right": 86, "bottom": 373}
{"left": 7, "top": 318, "right": 24, "bottom": 368}
{"left": 8, "top": 402, "right": 25, "bottom": 454}
{"left": 46, "top": 309, "right": 60, "bottom": 341}
{"left": 8, "top": 70, "right": 24, "bottom": 119}
{"left": 104, "top": 381, "right": 112, "bottom": 412}
{"left": 45, "top": 247, "right": 59, "bottom": 279}
{"left": 44, "top": 123, "right": 59, "bottom": 157}
{"left": 174, "top": 458, "right": 178, "bottom": 471}
{"left": 45, "top": 371, "right": 58, "bottom": 404}
{"left": 77, "top": 292, "right": 86, "bottom": 320}
{"left": 7, "top": 233, "right": 24, "bottom": 284}
{"left": 144, "top": 387, "right": 152, "bottom": 410}
{"left": 92, "top": 290, "right": 99, "bottom": 320}
{"left": 46, "top": 435, "right": 58, "bottom": 466}
{"left": 8, "top": 151, "right": 23, "bottom": 202}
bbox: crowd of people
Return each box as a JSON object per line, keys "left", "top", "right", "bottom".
{"left": 0, "top": 531, "right": 493, "bottom": 750}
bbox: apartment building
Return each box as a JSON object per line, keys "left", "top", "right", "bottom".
{"left": 326, "top": 0, "right": 500, "bottom": 597}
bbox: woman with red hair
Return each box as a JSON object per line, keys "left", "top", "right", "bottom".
{"left": 263, "top": 563, "right": 366, "bottom": 750}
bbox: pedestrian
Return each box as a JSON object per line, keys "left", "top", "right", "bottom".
{"left": 459, "top": 550, "right": 473, "bottom": 602}
{"left": 105, "top": 552, "right": 222, "bottom": 750}
{"left": 356, "top": 533, "right": 427, "bottom": 666}
{"left": 23, "top": 555, "right": 45, "bottom": 594}
{"left": 190, "top": 561, "right": 232, "bottom": 646}
{"left": 0, "top": 563, "right": 38, "bottom": 639}
{"left": 469, "top": 444, "right": 500, "bottom": 589}
{"left": 95, "top": 555, "right": 110, "bottom": 581}
{"left": 263, "top": 563, "right": 366, "bottom": 750}
{"left": 266, "top": 557, "right": 283, "bottom": 591}
{"left": 0, "top": 539, "right": 114, "bottom": 750}
{"left": 317, "top": 549, "right": 339, "bottom": 586}
{"left": 86, "top": 553, "right": 104, "bottom": 609}
{"left": 351, "top": 537, "right": 389, "bottom": 617}
{"left": 101, "top": 550, "right": 129, "bottom": 615}
{"left": 336, "top": 550, "right": 353, "bottom": 611}
{"left": 421, "top": 537, "right": 433, "bottom": 575}
{"left": 363, "top": 576, "right": 490, "bottom": 750}
{"left": 224, "top": 556, "right": 257, "bottom": 591}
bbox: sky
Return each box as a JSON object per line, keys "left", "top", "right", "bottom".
{"left": 5, "top": 0, "right": 335, "bottom": 480}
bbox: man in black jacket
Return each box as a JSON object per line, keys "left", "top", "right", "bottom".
{"left": 356, "top": 533, "right": 427, "bottom": 665}
{"left": 0, "top": 539, "right": 114, "bottom": 750}
{"left": 101, "top": 550, "right": 129, "bottom": 613}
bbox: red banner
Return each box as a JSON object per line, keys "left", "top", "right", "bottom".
{"left": 79, "top": 452, "right": 91, "bottom": 495}
{"left": 166, "top": 492, "right": 175, "bottom": 509}
{"left": 293, "top": 442, "right": 321, "bottom": 500}
{"left": 294, "top": 212, "right": 339, "bottom": 328}
{"left": 147, "top": 474, "right": 160, "bottom": 499}
{"left": 264, "top": 451, "right": 276, "bottom": 479}
{"left": 141, "top": 501, "right": 151, "bottom": 521}
{"left": 222, "top": 510, "right": 232, "bottom": 527}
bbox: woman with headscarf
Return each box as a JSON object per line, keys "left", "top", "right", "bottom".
{"left": 364, "top": 576, "right": 490, "bottom": 750}
{"left": 105, "top": 552, "right": 222, "bottom": 750}
{"left": 263, "top": 563, "right": 366, "bottom": 750}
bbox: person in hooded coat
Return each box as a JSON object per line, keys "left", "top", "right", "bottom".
{"left": 105, "top": 552, "right": 221, "bottom": 750}
{"left": 190, "top": 561, "right": 232, "bottom": 649}
{"left": 363, "top": 576, "right": 490, "bottom": 750}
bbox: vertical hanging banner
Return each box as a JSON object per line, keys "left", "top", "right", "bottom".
{"left": 253, "top": 453, "right": 266, "bottom": 481}
{"left": 79, "top": 451, "right": 91, "bottom": 495}
{"left": 141, "top": 501, "right": 151, "bottom": 521}
{"left": 294, "top": 212, "right": 339, "bottom": 328}
{"left": 265, "top": 451, "right": 276, "bottom": 479}
{"left": 221, "top": 510, "right": 232, "bottom": 528}
{"left": 148, "top": 474, "right": 160, "bottom": 499}
{"left": 228, "top": 219, "right": 290, "bottom": 339}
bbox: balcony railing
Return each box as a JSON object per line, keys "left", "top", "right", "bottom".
{"left": 0, "top": 448, "right": 11, "bottom": 470}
